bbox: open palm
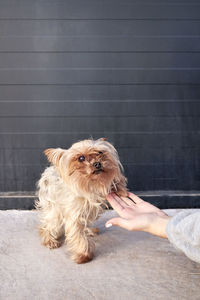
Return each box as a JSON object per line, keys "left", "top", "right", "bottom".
{"left": 106, "top": 192, "right": 167, "bottom": 232}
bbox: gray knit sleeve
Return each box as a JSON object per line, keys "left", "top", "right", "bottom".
{"left": 166, "top": 210, "right": 200, "bottom": 263}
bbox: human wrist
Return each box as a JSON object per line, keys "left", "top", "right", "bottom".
{"left": 145, "top": 214, "right": 171, "bottom": 239}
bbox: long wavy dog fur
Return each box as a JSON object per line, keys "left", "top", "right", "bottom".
{"left": 35, "top": 138, "right": 127, "bottom": 263}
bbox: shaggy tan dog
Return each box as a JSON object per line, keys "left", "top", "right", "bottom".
{"left": 36, "top": 138, "right": 127, "bottom": 263}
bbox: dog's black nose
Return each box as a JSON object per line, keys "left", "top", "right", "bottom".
{"left": 93, "top": 162, "right": 101, "bottom": 169}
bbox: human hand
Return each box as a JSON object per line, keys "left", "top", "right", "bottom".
{"left": 105, "top": 192, "right": 170, "bottom": 238}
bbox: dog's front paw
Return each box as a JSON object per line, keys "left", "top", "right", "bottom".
{"left": 39, "top": 228, "right": 62, "bottom": 249}
{"left": 43, "top": 239, "right": 62, "bottom": 249}
{"left": 73, "top": 252, "right": 93, "bottom": 264}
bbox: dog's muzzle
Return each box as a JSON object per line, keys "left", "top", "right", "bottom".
{"left": 93, "top": 162, "right": 104, "bottom": 174}
{"left": 93, "top": 162, "right": 101, "bottom": 169}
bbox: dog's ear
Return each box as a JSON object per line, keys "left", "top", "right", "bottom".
{"left": 44, "top": 148, "right": 65, "bottom": 166}
{"left": 99, "top": 137, "right": 107, "bottom": 141}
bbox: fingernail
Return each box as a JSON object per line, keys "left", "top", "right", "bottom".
{"left": 106, "top": 223, "right": 112, "bottom": 228}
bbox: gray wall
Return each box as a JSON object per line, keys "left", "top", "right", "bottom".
{"left": 0, "top": 0, "right": 200, "bottom": 195}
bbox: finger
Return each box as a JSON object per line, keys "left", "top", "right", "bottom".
{"left": 106, "top": 194, "right": 126, "bottom": 213}
{"left": 112, "top": 193, "right": 130, "bottom": 207}
{"left": 107, "top": 193, "right": 130, "bottom": 209}
{"left": 127, "top": 192, "right": 143, "bottom": 204}
{"left": 120, "top": 195, "right": 136, "bottom": 206}
{"left": 105, "top": 218, "right": 130, "bottom": 230}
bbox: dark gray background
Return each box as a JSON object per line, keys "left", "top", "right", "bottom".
{"left": 0, "top": 0, "right": 200, "bottom": 207}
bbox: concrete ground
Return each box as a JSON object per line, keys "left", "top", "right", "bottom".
{"left": 0, "top": 210, "right": 200, "bottom": 300}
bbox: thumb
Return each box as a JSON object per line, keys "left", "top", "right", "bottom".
{"left": 105, "top": 218, "right": 130, "bottom": 230}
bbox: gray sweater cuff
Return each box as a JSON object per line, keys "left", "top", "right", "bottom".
{"left": 166, "top": 210, "right": 200, "bottom": 263}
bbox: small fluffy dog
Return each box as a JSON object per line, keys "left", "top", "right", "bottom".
{"left": 36, "top": 138, "right": 127, "bottom": 263}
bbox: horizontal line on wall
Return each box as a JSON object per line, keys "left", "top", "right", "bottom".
{"left": 0, "top": 194, "right": 36, "bottom": 198}
{"left": 0, "top": 115, "right": 198, "bottom": 118}
{"left": 1, "top": 51, "right": 200, "bottom": 54}
{"left": 3, "top": 132, "right": 197, "bottom": 135}
{"left": 1, "top": 35, "right": 200, "bottom": 38}
{"left": 0, "top": 100, "right": 199, "bottom": 103}
{"left": 0, "top": 83, "right": 200, "bottom": 86}
{"left": 1, "top": 146, "right": 199, "bottom": 150}
{"left": 0, "top": 18, "right": 200, "bottom": 21}
{"left": 137, "top": 191, "right": 200, "bottom": 197}
{"left": 0, "top": 2, "right": 198, "bottom": 6}
{"left": 0, "top": 115, "right": 199, "bottom": 118}
{"left": 1, "top": 67, "right": 200, "bottom": 70}
{"left": 1, "top": 191, "right": 200, "bottom": 198}
{"left": 0, "top": 131, "right": 199, "bottom": 135}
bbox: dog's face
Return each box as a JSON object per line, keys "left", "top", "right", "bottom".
{"left": 44, "top": 138, "right": 126, "bottom": 195}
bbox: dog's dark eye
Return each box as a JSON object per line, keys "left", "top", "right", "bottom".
{"left": 78, "top": 155, "right": 85, "bottom": 162}
{"left": 98, "top": 151, "right": 103, "bottom": 155}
